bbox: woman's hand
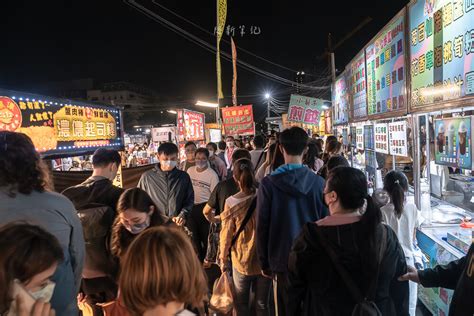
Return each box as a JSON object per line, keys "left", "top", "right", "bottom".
{"left": 17, "top": 296, "right": 55, "bottom": 316}
{"left": 398, "top": 266, "right": 420, "bottom": 283}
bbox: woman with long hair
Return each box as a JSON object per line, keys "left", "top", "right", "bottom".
{"left": 255, "top": 143, "right": 276, "bottom": 183}
{"left": 219, "top": 158, "right": 271, "bottom": 316}
{"left": 115, "top": 226, "right": 207, "bottom": 316}
{"left": 304, "top": 141, "right": 324, "bottom": 173}
{"left": 111, "top": 188, "right": 171, "bottom": 260}
{"left": 322, "top": 140, "right": 343, "bottom": 163}
{"left": 288, "top": 167, "right": 409, "bottom": 315}
{"left": 0, "top": 223, "right": 64, "bottom": 316}
{"left": 0, "top": 131, "right": 85, "bottom": 315}
{"left": 378, "top": 170, "right": 420, "bottom": 316}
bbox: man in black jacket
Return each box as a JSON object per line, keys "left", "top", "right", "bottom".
{"left": 62, "top": 148, "right": 123, "bottom": 314}
{"left": 138, "top": 142, "right": 194, "bottom": 226}
{"left": 399, "top": 243, "right": 474, "bottom": 316}
{"left": 62, "top": 148, "right": 123, "bottom": 210}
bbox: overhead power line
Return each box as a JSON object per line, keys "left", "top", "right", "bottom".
{"left": 124, "top": 0, "right": 330, "bottom": 91}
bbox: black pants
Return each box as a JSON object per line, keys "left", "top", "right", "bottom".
{"left": 187, "top": 203, "right": 210, "bottom": 262}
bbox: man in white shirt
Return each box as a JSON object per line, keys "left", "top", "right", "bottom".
{"left": 187, "top": 147, "right": 219, "bottom": 261}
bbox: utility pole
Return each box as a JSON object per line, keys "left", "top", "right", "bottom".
{"left": 265, "top": 93, "right": 271, "bottom": 133}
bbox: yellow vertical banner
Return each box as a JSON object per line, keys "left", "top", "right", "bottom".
{"left": 216, "top": 0, "right": 227, "bottom": 100}
{"left": 231, "top": 37, "right": 237, "bottom": 106}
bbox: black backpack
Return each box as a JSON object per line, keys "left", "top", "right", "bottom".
{"left": 77, "top": 203, "right": 117, "bottom": 278}
{"left": 315, "top": 224, "right": 388, "bottom": 316}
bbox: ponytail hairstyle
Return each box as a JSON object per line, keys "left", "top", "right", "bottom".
{"left": 232, "top": 158, "right": 255, "bottom": 195}
{"left": 326, "top": 167, "right": 382, "bottom": 271}
{"left": 383, "top": 170, "right": 409, "bottom": 218}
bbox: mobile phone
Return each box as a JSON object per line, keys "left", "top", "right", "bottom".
{"left": 10, "top": 280, "right": 36, "bottom": 314}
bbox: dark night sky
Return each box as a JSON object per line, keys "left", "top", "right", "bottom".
{"left": 1, "top": 0, "right": 409, "bottom": 114}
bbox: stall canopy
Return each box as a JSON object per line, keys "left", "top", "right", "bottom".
{"left": 0, "top": 88, "right": 123, "bottom": 158}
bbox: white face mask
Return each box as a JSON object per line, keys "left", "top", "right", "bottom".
{"left": 196, "top": 161, "right": 208, "bottom": 169}
{"left": 208, "top": 150, "right": 215, "bottom": 157}
{"left": 29, "top": 280, "right": 56, "bottom": 302}
{"left": 226, "top": 141, "right": 234, "bottom": 148}
{"left": 161, "top": 160, "right": 177, "bottom": 169}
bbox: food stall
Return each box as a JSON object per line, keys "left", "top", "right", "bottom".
{"left": 0, "top": 88, "right": 133, "bottom": 189}
{"left": 407, "top": 0, "right": 474, "bottom": 313}
{"left": 333, "top": 1, "right": 474, "bottom": 314}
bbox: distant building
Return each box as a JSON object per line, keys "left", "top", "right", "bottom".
{"left": 33, "top": 78, "right": 95, "bottom": 100}
{"left": 87, "top": 81, "right": 153, "bottom": 106}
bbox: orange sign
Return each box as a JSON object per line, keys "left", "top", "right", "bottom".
{"left": 0, "top": 97, "right": 22, "bottom": 131}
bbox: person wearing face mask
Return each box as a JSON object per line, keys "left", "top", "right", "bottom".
{"left": 206, "top": 142, "right": 227, "bottom": 180}
{"left": 138, "top": 143, "right": 194, "bottom": 227}
{"left": 179, "top": 142, "right": 197, "bottom": 171}
{"left": 224, "top": 136, "right": 236, "bottom": 172}
{"left": 186, "top": 148, "right": 219, "bottom": 261}
{"left": 110, "top": 188, "right": 172, "bottom": 261}
{"left": 0, "top": 131, "right": 85, "bottom": 316}
{"left": 287, "top": 167, "right": 409, "bottom": 315}
{"left": 0, "top": 223, "right": 64, "bottom": 316}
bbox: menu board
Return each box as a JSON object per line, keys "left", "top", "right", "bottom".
{"left": 177, "top": 109, "right": 205, "bottom": 142}
{"left": 375, "top": 123, "right": 390, "bottom": 154}
{"left": 221, "top": 105, "right": 255, "bottom": 136}
{"left": 209, "top": 128, "right": 222, "bottom": 143}
{"left": 0, "top": 91, "right": 122, "bottom": 157}
{"left": 332, "top": 73, "right": 350, "bottom": 125}
{"left": 409, "top": 0, "right": 474, "bottom": 108}
{"left": 356, "top": 126, "right": 364, "bottom": 150}
{"left": 152, "top": 127, "right": 176, "bottom": 143}
{"left": 434, "top": 117, "right": 471, "bottom": 169}
{"left": 342, "top": 128, "right": 349, "bottom": 146}
{"left": 350, "top": 126, "right": 357, "bottom": 147}
{"left": 287, "top": 94, "right": 325, "bottom": 126}
{"left": 389, "top": 121, "right": 408, "bottom": 157}
{"left": 366, "top": 12, "right": 407, "bottom": 117}
{"left": 365, "top": 150, "right": 377, "bottom": 169}
{"left": 364, "top": 125, "right": 375, "bottom": 150}
{"left": 347, "top": 51, "right": 368, "bottom": 120}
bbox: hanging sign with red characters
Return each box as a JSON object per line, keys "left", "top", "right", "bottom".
{"left": 287, "top": 94, "right": 325, "bottom": 126}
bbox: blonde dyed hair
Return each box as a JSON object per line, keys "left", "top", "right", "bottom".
{"left": 120, "top": 226, "right": 208, "bottom": 316}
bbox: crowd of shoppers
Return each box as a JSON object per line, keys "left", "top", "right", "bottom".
{"left": 1, "top": 127, "right": 472, "bottom": 316}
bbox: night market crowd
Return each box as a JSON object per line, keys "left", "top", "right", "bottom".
{"left": 0, "top": 127, "right": 473, "bottom": 316}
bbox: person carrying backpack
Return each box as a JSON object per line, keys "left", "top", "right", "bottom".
{"left": 62, "top": 148, "right": 124, "bottom": 315}
{"left": 287, "top": 167, "right": 409, "bottom": 316}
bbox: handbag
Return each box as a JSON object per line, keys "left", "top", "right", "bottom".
{"left": 314, "top": 224, "right": 387, "bottom": 316}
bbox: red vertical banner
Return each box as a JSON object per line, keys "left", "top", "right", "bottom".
{"left": 231, "top": 37, "right": 238, "bottom": 106}
{"left": 221, "top": 105, "right": 254, "bottom": 136}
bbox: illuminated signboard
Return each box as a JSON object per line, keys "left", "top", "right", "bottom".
{"left": 347, "top": 51, "right": 368, "bottom": 120}
{"left": 0, "top": 89, "right": 122, "bottom": 157}
{"left": 177, "top": 109, "right": 205, "bottom": 142}
{"left": 409, "top": 0, "right": 474, "bottom": 108}
{"left": 221, "top": 105, "right": 255, "bottom": 136}
{"left": 366, "top": 11, "right": 407, "bottom": 117}
{"left": 287, "top": 94, "right": 325, "bottom": 126}
{"left": 332, "top": 72, "right": 350, "bottom": 125}
{"left": 434, "top": 117, "right": 471, "bottom": 169}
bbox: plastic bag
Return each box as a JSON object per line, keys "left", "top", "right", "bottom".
{"left": 209, "top": 271, "right": 234, "bottom": 314}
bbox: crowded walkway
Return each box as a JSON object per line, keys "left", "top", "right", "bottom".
{"left": 0, "top": 127, "right": 473, "bottom": 316}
